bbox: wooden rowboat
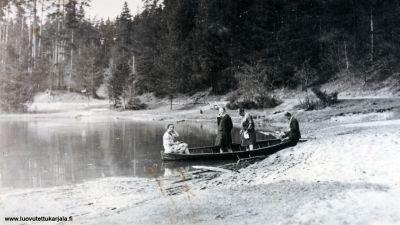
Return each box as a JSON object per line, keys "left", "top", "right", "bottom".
{"left": 161, "top": 139, "right": 297, "bottom": 161}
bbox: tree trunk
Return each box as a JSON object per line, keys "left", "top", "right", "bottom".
{"left": 0, "top": 24, "right": 2, "bottom": 71}
{"left": 91, "top": 63, "right": 95, "bottom": 98}
{"left": 56, "top": 0, "right": 61, "bottom": 88}
{"left": 169, "top": 95, "right": 173, "bottom": 110}
{"left": 370, "top": 8, "right": 374, "bottom": 64}
{"left": 19, "top": 15, "right": 24, "bottom": 66}
{"left": 38, "top": 0, "right": 44, "bottom": 57}
{"left": 68, "top": 30, "right": 74, "bottom": 92}
{"left": 344, "top": 40, "right": 349, "bottom": 71}
{"left": 0, "top": 14, "right": 7, "bottom": 73}
{"left": 32, "top": 0, "right": 38, "bottom": 66}
{"left": 27, "top": 7, "right": 32, "bottom": 74}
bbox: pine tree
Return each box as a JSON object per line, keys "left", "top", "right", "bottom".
{"left": 107, "top": 2, "right": 133, "bottom": 108}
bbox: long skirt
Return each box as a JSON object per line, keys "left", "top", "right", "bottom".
{"left": 241, "top": 130, "right": 256, "bottom": 147}
{"left": 215, "top": 132, "right": 232, "bottom": 148}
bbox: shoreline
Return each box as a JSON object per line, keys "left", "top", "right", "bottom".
{"left": 2, "top": 92, "right": 400, "bottom": 224}
{"left": 1, "top": 117, "right": 400, "bottom": 224}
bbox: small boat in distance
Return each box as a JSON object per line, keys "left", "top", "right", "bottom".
{"left": 161, "top": 139, "right": 297, "bottom": 161}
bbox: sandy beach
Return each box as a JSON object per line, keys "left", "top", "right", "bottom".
{"left": 1, "top": 91, "right": 400, "bottom": 225}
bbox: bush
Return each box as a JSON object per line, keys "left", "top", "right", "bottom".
{"left": 298, "top": 88, "right": 339, "bottom": 111}
{"left": 254, "top": 95, "right": 281, "bottom": 108}
{"left": 0, "top": 72, "right": 36, "bottom": 112}
{"left": 226, "top": 91, "right": 241, "bottom": 104}
{"left": 298, "top": 95, "right": 320, "bottom": 111}
{"left": 126, "top": 98, "right": 147, "bottom": 110}
{"left": 226, "top": 95, "right": 280, "bottom": 110}
{"left": 311, "top": 87, "right": 338, "bottom": 106}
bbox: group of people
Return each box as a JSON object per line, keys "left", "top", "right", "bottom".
{"left": 215, "top": 107, "right": 256, "bottom": 153}
{"left": 162, "top": 107, "right": 301, "bottom": 154}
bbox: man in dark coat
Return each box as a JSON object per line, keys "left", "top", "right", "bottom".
{"left": 215, "top": 107, "right": 233, "bottom": 153}
{"left": 282, "top": 112, "right": 301, "bottom": 146}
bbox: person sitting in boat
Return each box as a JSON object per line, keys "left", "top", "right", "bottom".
{"left": 238, "top": 108, "right": 256, "bottom": 151}
{"left": 163, "top": 124, "right": 190, "bottom": 154}
{"left": 215, "top": 107, "right": 233, "bottom": 153}
{"left": 281, "top": 112, "right": 301, "bottom": 146}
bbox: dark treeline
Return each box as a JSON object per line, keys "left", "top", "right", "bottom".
{"left": 1, "top": 0, "right": 400, "bottom": 111}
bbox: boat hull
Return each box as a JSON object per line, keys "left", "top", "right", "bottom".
{"left": 161, "top": 139, "right": 295, "bottom": 161}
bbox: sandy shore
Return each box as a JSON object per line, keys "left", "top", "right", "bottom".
{"left": 1, "top": 118, "right": 400, "bottom": 225}
{"left": 1, "top": 91, "right": 400, "bottom": 225}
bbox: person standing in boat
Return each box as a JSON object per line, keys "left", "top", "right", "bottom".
{"left": 238, "top": 108, "right": 256, "bottom": 151}
{"left": 163, "top": 124, "right": 190, "bottom": 154}
{"left": 215, "top": 107, "right": 233, "bottom": 153}
{"left": 281, "top": 112, "right": 301, "bottom": 146}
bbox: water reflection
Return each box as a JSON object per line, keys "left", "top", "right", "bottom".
{"left": 0, "top": 119, "right": 268, "bottom": 189}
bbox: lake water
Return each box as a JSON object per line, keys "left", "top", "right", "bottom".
{"left": 0, "top": 118, "right": 269, "bottom": 189}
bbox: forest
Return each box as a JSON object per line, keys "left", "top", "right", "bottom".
{"left": 1, "top": 0, "right": 400, "bottom": 111}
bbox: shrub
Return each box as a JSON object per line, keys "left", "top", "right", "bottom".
{"left": 298, "top": 95, "right": 320, "bottom": 111}
{"left": 0, "top": 72, "right": 36, "bottom": 112}
{"left": 311, "top": 87, "right": 338, "bottom": 106}
{"left": 126, "top": 98, "right": 147, "bottom": 110}
{"left": 226, "top": 99, "right": 255, "bottom": 110}
{"left": 226, "top": 101, "right": 239, "bottom": 110}
{"left": 226, "top": 95, "right": 280, "bottom": 110}
{"left": 254, "top": 95, "right": 281, "bottom": 108}
{"left": 298, "top": 88, "right": 339, "bottom": 111}
{"left": 226, "top": 91, "right": 241, "bottom": 104}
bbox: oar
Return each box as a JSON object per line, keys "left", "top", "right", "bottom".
{"left": 259, "top": 131, "right": 282, "bottom": 139}
{"left": 260, "top": 131, "right": 316, "bottom": 141}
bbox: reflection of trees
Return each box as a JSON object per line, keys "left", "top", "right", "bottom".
{"left": 0, "top": 121, "right": 52, "bottom": 188}
{"left": 0, "top": 120, "right": 240, "bottom": 188}
{"left": 109, "top": 122, "right": 131, "bottom": 173}
{"left": 0, "top": 120, "right": 110, "bottom": 188}
{"left": 90, "top": 130, "right": 107, "bottom": 171}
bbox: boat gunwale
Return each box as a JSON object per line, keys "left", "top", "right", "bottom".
{"left": 162, "top": 139, "right": 289, "bottom": 158}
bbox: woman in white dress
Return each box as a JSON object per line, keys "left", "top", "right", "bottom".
{"left": 162, "top": 124, "right": 189, "bottom": 154}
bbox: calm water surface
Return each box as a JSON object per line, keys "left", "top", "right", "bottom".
{"left": 0, "top": 118, "right": 268, "bottom": 189}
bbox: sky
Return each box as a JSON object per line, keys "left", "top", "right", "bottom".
{"left": 87, "top": 0, "right": 144, "bottom": 20}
